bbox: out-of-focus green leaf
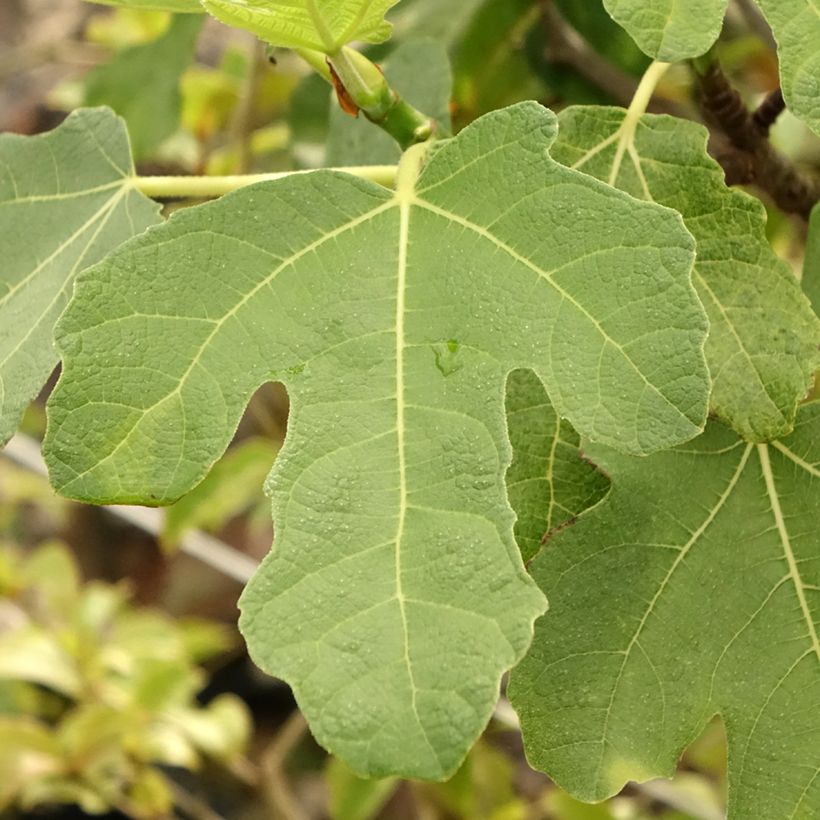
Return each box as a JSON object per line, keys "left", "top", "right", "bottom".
{"left": 555, "top": 0, "right": 650, "bottom": 76}
{"left": 201, "top": 0, "right": 398, "bottom": 53}
{"left": 142, "top": 722, "right": 200, "bottom": 768}
{"left": 420, "top": 740, "right": 525, "bottom": 819}
{"left": 452, "top": 0, "right": 543, "bottom": 119}
{"left": 602, "top": 0, "right": 728, "bottom": 61}
{"left": 128, "top": 768, "right": 174, "bottom": 817}
{"left": 327, "top": 757, "right": 398, "bottom": 820}
{"left": 163, "top": 437, "right": 277, "bottom": 547}
{"left": 84, "top": 14, "right": 204, "bottom": 160}
{"left": 132, "top": 659, "right": 202, "bottom": 711}
{"left": 638, "top": 774, "right": 725, "bottom": 820}
{"left": 177, "top": 617, "right": 236, "bottom": 662}
{"left": 21, "top": 542, "right": 80, "bottom": 616}
{"left": 505, "top": 369, "right": 610, "bottom": 562}
{"left": 289, "top": 72, "right": 334, "bottom": 167}
{"left": 85, "top": 0, "right": 204, "bottom": 13}
{"left": 85, "top": 7, "right": 173, "bottom": 48}
{"left": 73, "top": 582, "right": 128, "bottom": 637}
{"left": 174, "top": 694, "right": 252, "bottom": 760}
{"left": 754, "top": 0, "right": 820, "bottom": 136}
{"left": 388, "top": 0, "right": 489, "bottom": 49}
{"left": 0, "top": 718, "right": 62, "bottom": 810}
{"left": 547, "top": 790, "right": 616, "bottom": 820}
{"left": 326, "top": 38, "right": 452, "bottom": 166}
{"left": 0, "top": 627, "right": 80, "bottom": 697}
{"left": 20, "top": 778, "right": 110, "bottom": 816}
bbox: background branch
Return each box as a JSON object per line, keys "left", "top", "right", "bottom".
{"left": 2, "top": 433, "right": 260, "bottom": 585}
{"left": 697, "top": 60, "right": 820, "bottom": 218}
{"left": 538, "top": 0, "right": 695, "bottom": 119}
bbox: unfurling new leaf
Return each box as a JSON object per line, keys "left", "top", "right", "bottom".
{"left": 44, "top": 103, "right": 709, "bottom": 778}
{"left": 200, "top": 0, "right": 399, "bottom": 53}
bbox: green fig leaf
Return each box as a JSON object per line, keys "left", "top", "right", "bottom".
{"left": 553, "top": 106, "right": 820, "bottom": 442}
{"left": 510, "top": 402, "right": 820, "bottom": 818}
{"left": 44, "top": 103, "right": 709, "bottom": 778}
{"left": 505, "top": 369, "right": 610, "bottom": 563}
{"left": 602, "top": 0, "right": 728, "bottom": 61}
{"left": 754, "top": 0, "right": 820, "bottom": 135}
{"left": 0, "top": 108, "right": 160, "bottom": 445}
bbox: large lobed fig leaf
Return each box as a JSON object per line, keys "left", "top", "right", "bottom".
{"left": 510, "top": 402, "right": 820, "bottom": 819}
{"left": 44, "top": 103, "right": 709, "bottom": 778}
{"left": 554, "top": 106, "right": 820, "bottom": 442}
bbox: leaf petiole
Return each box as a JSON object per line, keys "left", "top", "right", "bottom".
{"left": 608, "top": 60, "right": 670, "bottom": 185}
{"left": 132, "top": 165, "right": 399, "bottom": 199}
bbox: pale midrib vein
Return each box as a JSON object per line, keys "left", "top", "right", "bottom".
{"left": 56, "top": 199, "right": 395, "bottom": 492}
{"left": 757, "top": 443, "right": 820, "bottom": 660}
{"left": 395, "top": 174, "right": 428, "bottom": 756}
{"left": 593, "top": 442, "right": 754, "bottom": 789}
{"left": 656, "top": 0, "right": 681, "bottom": 55}
{"left": 413, "top": 198, "right": 692, "bottom": 427}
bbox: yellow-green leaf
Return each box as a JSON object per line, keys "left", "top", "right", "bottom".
{"left": 201, "top": 0, "right": 399, "bottom": 53}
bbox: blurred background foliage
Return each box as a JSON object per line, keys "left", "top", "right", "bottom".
{"left": 1, "top": 0, "right": 817, "bottom": 816}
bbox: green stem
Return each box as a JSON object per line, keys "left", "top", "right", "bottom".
{"left": 294, "top": 45, "right": 439, "bottom": 151}
{"left": 132, "top": 165, "right": 399, "bottom": 199}
{"left": 293, "top": 46, "right": 332, "bottom": 82}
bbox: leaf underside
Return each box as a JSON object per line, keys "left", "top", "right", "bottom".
{"left": 0, "top": 108, "right": 160, "bottom": 446}
{"left": 44, "top": 102, "right": 709, "bottom": 779}
{"left": 553, "top": 106, "right": 820, "bottom": 443}
{"left": 602, "top": 0, "right": 728, "bottom": 61}
{"left": 505, "top": 369, "right": 610, "bottom": 563}
{"left": 201, "top": 0, "right": 399, "bottom": 53}
{"left": 753, "top": 0, "right": 820, "bottom": 136}
{"left": 510, "top": 401, "right": 820, "bottom": 819}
